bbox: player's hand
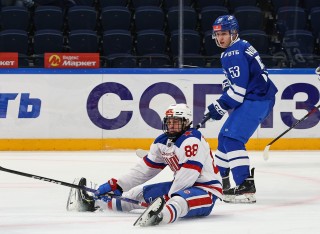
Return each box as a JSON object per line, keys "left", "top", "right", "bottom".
{"left": 222, "top": 79, "right": 231, "bottom": 92}
{"left": 207, "top": 100, "right": 227, "bottom": 120}
{"left": 94, "top": 178, "right": 123, "bottom": 202}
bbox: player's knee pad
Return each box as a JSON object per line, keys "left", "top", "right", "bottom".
{"left": 124, "top": 185, "right": 145, "bottom": 201}
{"left": 223, "top": 137, "right": 245, "bottom": 152}
{"left": 217, "top": 131, "right": 227, "bottom": 153}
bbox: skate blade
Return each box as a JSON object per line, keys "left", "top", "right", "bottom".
{"left": 133, "top": 198, "right": 162, "bottom": 227}
{"left": 223, "top": 193, "right": 256, "bottom": 204}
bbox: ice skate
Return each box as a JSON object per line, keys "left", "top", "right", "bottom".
{"left": 133, "top": 197, "right": 165, "bottom": 227}
{"left": 223, "top": 168, "right": 256, "bottom": 204}
{"left": 66, "top": 177, "right": 97, "bottom": 212}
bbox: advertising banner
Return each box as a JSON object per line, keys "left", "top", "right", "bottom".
{"left": 44, "top": 53, "right": 100, "bottom": 68}
{"left": 0, "top": 53, "right": 18, "bottom": 68}
{"left": 0, "top": 69, "right": 319, "bottom": 150}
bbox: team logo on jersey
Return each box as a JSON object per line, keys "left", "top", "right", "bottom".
{"left": 183, "top": 189, "right": 191, "bottom": 194}
{"left": 184, "top": 131, "right": 192, "bottom": 136}
{"left": 223, "top": 50, "right": 239, "bottom": 57}
{"left": 162, "top": 153, "right": 180, "bottom": 172}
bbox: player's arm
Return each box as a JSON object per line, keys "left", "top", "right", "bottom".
{"left": 95, "top": 143, "right": 166, "bottom": 197}
{"left": 117, "top": 144, "right": 166, "bottom": 192}
{"left": 219, "top": 49, "right": 250, "bottom": 109}
{"left": 207, "top": 47, "right": 250, "bottom": 120}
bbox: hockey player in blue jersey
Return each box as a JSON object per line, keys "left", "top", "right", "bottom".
{"left": 67, "top": 104, "right": 222, "bottom": 226}
{"left": 204, "top": 15, "right": 278, "bottom": 203}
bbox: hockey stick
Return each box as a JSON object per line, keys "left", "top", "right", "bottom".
{"left": 0, "top": 166, "right": 148, "bottom": 207}
{"left": 263, "top": 104, "right": 320, "bottom": 161}
{"left": 195, "top": 113, "right": 211, "bottom": 129}
{"left": 136, "top": 114, "right": 211, "bottom": 158}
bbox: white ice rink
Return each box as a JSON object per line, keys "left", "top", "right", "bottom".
{"left": 0, "top": 150, "right": 319, "bottom": 234}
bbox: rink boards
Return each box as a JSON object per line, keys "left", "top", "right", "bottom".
{"left": 0, "top": 68, "right": 319, "bottom": 150}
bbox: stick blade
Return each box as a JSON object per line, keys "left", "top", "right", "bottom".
{"left": 263, "top": 145, "right": 271, "bottom": 161}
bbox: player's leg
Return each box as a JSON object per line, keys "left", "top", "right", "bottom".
{"left": 134, "top": 187, "right": 218, "bottom": 226}
{"left": 99, "top": 181, "right": 172, "bottom": 212}
{"left": 220, "top": 99, "right": 273, "bottom": 203}
{"left": 223, "top": 137, "right": 250, "bottom": 185}
{"left": 96, "top": 185, "right": 145, "bottom": 212}
{"left": 214, "top": 132, "right": 231, "bottom": 190}
{"left": 222, "top": 136, "right": 256, "bottom": 203}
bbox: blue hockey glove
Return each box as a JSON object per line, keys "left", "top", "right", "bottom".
{"left": 94, "top": 178, "right": 123, "bottom": 202}
{"left": 222, "top": 79, "right": 231, "bottom": 92}
{"left": 207, "top": 100, "right": 227, "bottom": 120}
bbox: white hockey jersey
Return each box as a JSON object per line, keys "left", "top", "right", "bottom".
{"left": 117, "top": 128, "right": 223, "bottom": 200}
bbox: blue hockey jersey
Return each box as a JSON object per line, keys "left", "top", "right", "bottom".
{"left": 219, "top": 38, "right": 278, "bottom": 110}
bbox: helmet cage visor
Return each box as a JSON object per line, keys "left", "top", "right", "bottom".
{"left": 162, "top": 117, "right": 188, "bottom": 138}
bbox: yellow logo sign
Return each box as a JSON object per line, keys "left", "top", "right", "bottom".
{"left": 48, "top": 55, "right": 61, "bottom": 67}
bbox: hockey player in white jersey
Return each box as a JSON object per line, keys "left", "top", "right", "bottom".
{"left": 67, "top": 103, "right": 222, "bottom": 227}
{"left": 204, "top": 15, "right": 278, "bottom": 203}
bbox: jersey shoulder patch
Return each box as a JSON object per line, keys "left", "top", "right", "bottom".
{"left": 175, "top": 129, "right": 201, "bottom": 147}
{"left": 154, "top": 134, "right": 168, "bottom": 145}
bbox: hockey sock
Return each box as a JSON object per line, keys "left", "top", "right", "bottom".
{"left": 215, "top": 150, "right": 230, "bottom": 177}
{"left": 161, "top": 196, "right": 188, "bottom": 224}
{"left": 215, "top": 133, "right": 230, "bottom": 177}
{"left": 224, "top": 137, "right": 250, "bottom": 185}
{"left": 100, "top": 198, "right": 144, "bottom": 212}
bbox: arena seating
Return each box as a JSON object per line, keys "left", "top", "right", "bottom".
{"left": 34, "top": 6, "right": 64, "bottom": 30}
{"left": 0, "top": 0, "right": 319, "bottom": 68}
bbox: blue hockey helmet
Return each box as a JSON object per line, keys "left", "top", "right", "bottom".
{"left": 212, "top": 15, "right": 239, "bottom": 33}
{"left": 212, "top": 15, "right": 239, "bottom": 47}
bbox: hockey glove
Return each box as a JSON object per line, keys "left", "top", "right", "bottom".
{"left": 222, "top": 79, "right": 231, "bottom": 92}
{"left": 207, "top": 100, "right": 227, "bottom": 120}
{"left": 94, "top": 178, "right": 123, "bottom": 202}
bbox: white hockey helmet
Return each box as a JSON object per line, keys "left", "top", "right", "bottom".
{"left": 162, "top": 103, "right": 192, "bottom": 140}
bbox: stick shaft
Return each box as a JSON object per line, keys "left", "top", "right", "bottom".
{"left": 0, "top": 166, "right": 147, "bottom": 207}
{"left": 195, "top": 114, "right": 211, "bottom": 129}
{"left": 266, "top": 104, "right": 320, "bottom": 147}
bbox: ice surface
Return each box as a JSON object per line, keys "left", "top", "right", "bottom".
{"left": 0, "top": 150, "right": 319, "bottom": 234}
